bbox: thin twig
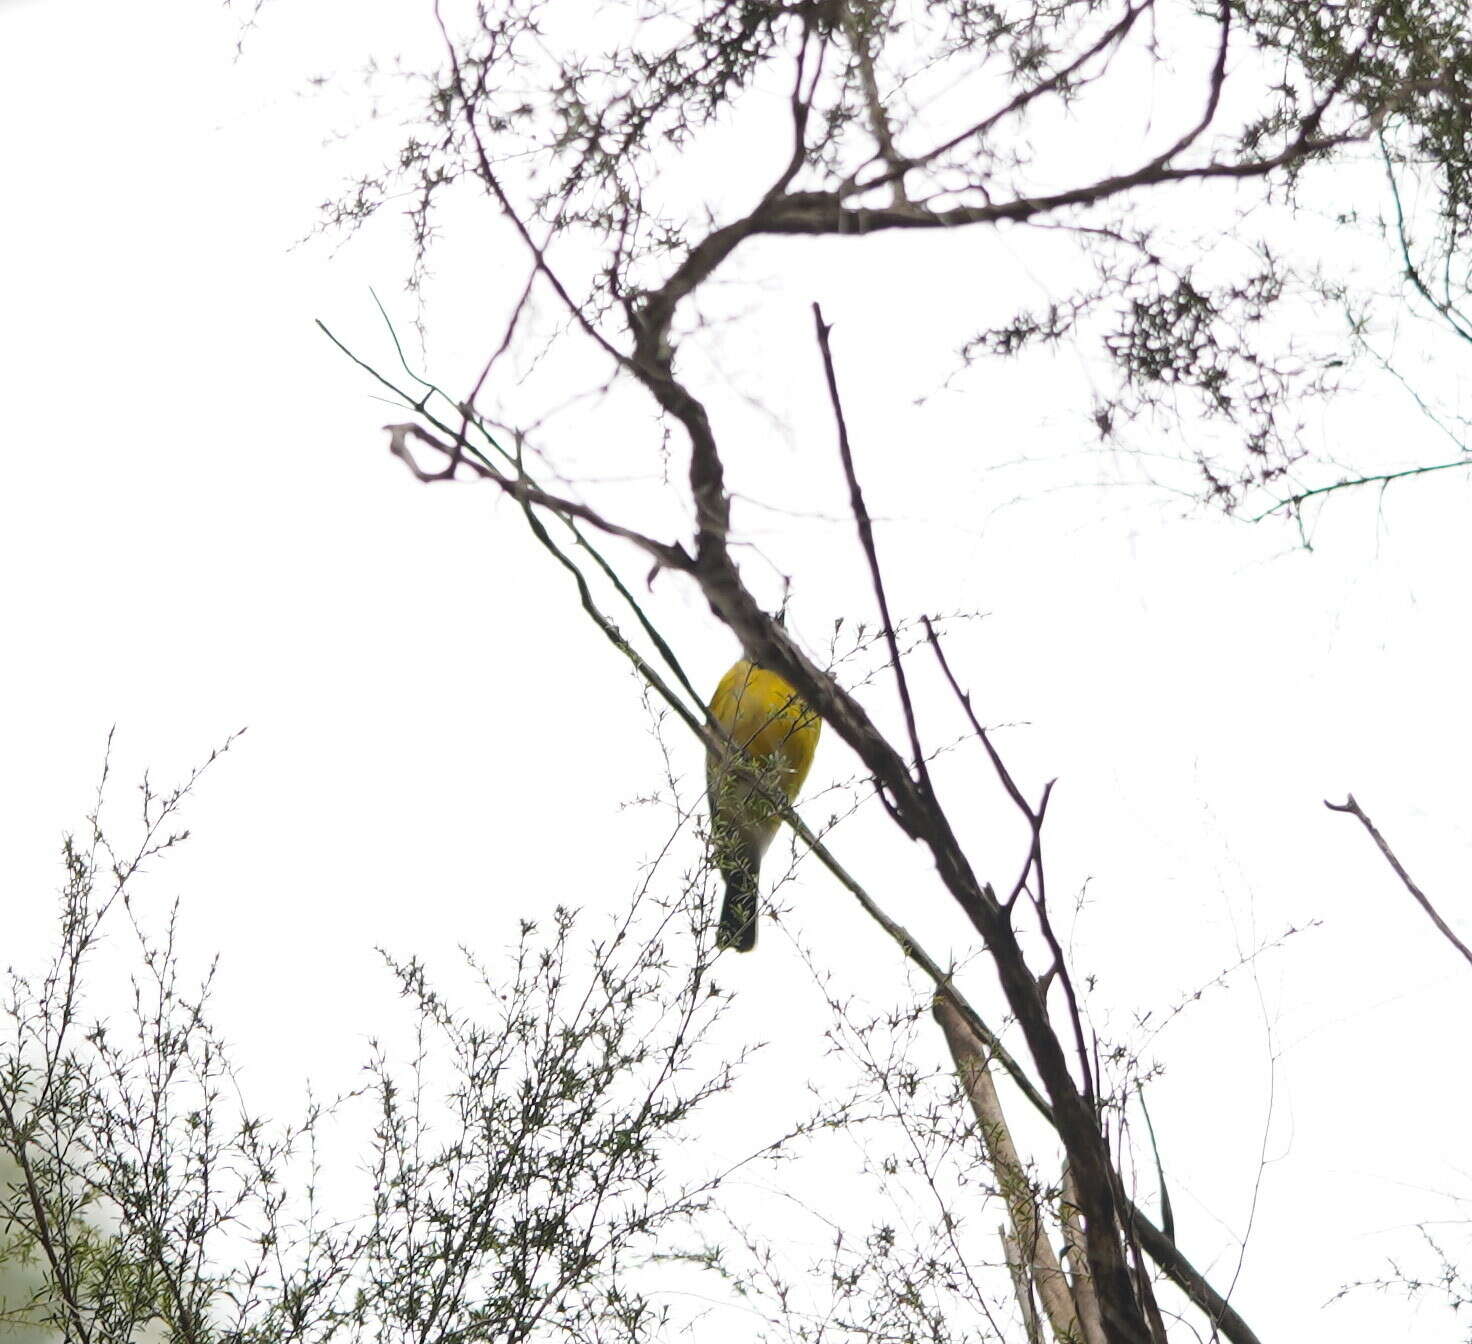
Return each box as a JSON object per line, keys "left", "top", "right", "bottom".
{"left": 383, "top": 422, "right": 692, "bottom": 571}
{"left": 1325, "top": 794, "right": 1472, "bottom": 970}
{"left": 813, "top": 304, "right": 935, "bottom": 803}
{"left": 1251, "top": 457, "right": 1472, "bottom": 521}
{"left": 1002, "top": 1226, "right": 1046, "bottom": 1344}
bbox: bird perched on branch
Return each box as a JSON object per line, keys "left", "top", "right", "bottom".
{"left": 706, "top": 655, "right": 821, "bottom": 952}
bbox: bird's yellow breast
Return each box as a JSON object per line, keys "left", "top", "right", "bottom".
{"left": 706, "top": 660, "right": 820, "bottom": 801}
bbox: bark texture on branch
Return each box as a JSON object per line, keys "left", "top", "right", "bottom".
{"left": 935, "top": 995, "right": 1083, "bottom": 1344}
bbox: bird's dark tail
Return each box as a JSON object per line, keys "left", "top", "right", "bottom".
{"left": 716, "top": 865, "right": 759, "bottom": 952}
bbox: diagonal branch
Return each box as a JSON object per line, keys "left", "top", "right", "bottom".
{"left": 922, "top": 616, "right": 1096, "bottom": 1104}
{"left": 382, "top": 422, "right": 693, "bottom": 573}
{"left": 1325, "top": 794, "right": 1472, "bottom": 971}
{"left": 1250, "top": 457, "right": 1472, "bottom": 521}
{"left": 935, "top": 995, "right": 1082, "bottom": 1344}
{"left": 813, "top": 303, "right": 935, "bottom": 805}
{"left": 850, "top": 0, "right": 1155, "bottom": 197}
{"left": 1143, "top": 0, "right": 1232, "bottom": 170}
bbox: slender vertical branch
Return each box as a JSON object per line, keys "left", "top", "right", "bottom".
{"left": 841, "top": 1, "right": 910, "bottom": 205}
{"left": 0, "top": 1099, "right": 93, "bottom": 1344}
{"left": 1002, "top": 1226, "right": 1047, "bottom": 1344}
{"left": 1062, "top": 1164, "right": 1108, "bottom": 1344}
{"left": 813, "top": 303, "right": 935, "bottom": 803}
{"left": 935, "top": 996, "right": 1083, "bottom": 1344}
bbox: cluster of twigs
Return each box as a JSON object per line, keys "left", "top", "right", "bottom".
{"left": 0, "top": 743, "right": 787, "bottom": 1342}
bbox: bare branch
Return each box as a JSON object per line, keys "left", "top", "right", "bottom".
{"left": 935, "top": 996, "right": 1082, "bottom": 1344}
{"left": 1002, "top": 1225, "right": 1047, "bottom": 1344}
{"left": 1062, "top": 1164, "right": 1108, "bottom": 1344}
{"left": 813, "top": 303, "right": 935, "bottom": 803}
{"left": 1144, "top": 0, "right": 1232, "bottom": 169}
{"left": 840, "top": 3, "right": 910, "bottom": 207}
{"left": 381, "top": 418, "right": 690, "bottom": 574}
{"left": 1325, "top": 794, "right": 1472, "bottom": 971}
{"left": 1250, "top": 456, "right": 1472, "bottom": 521}
{"left": 850, "top": 1, "right": 1156, "bottom": 197}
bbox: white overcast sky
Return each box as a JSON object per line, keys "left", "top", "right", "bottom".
{"left": 3, "top": 1, "right": 1472, "bottom": 1340}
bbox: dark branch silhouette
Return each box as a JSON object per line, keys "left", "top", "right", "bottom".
{"left": 1326, "top": 794, "right": 1472, "bottom": 972}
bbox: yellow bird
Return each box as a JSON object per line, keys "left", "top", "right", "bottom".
{"left": 706, "top": 657, "right": 821, "bottom": 951}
